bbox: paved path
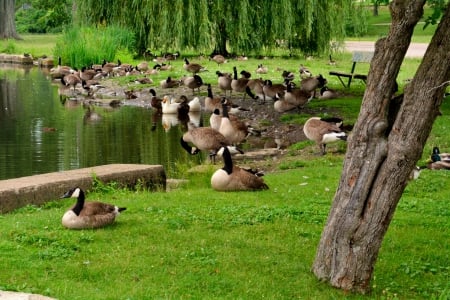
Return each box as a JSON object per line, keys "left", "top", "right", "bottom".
{"left": 345, "top": 41, "right": 428, "bottom": 58}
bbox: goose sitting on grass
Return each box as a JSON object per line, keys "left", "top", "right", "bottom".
{"left": 61, "top": 187, "right": 126, "bottom": 229}
{"left": 303, "top": 117, "right": 348, "bottom": 155}
{"left": 211, "top": 146, "right": 269, "bottom": 191}
{"left": 427, "top": 146, "right": 450, "bottom": 170}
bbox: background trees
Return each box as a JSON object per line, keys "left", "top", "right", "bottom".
{"left": 74, "top": 0, "right": 367, "bottom": 56}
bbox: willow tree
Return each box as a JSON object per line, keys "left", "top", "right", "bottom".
{"left": 74, "top": 0, "right": 364, "bottom": 56}
{"left": 312, "top": 0, "right": 450, "bottom": 293}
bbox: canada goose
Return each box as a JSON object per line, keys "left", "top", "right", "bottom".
{"left": 149, "top": 89, "right": 162, "bottom": 113}
{"left": 183, "top": 58, "right": 206, "bottom": 74}
{"left": 427, "top": 160, "right": 450, "bottom": 170}
{"left": 180, "top": 123, "right": 242, "bottom": 162}
{"left": 124, "top": 90, "right": 137, "bottom": 99}
{"left": 231, "top": 66, "right": 250, "bottom": 100}
{"left": 319, "top": 86, "right": 340, "bottom": 99}
{"left": 240, "top": 70, "right": 252, "bottom": 79}
{"left": 262, "top": 80, "right": 285, "bottom": 103}
{"left": 159, "top": 63, "right": 172, "bottom": 71}
{"left": 181, "top": 74, "right": 203, "bottom": 94}
{"left": 61, "top": 74, "right": 82, "bottom": 91}
{"left": 246, "top": 78, "right": 265, "bottom": 102}
{"left": 50, "top": 57, "right": 74, "bottom": 79}
{"left": 102, "top": 59, "right": 118, "bottom": 76}
{"left": 160, "top": 76, "right": 180, "bottom": 89}
{"left": 136, "top": 61, "right": 149, "bottom": 72}
{"left": 145, "top": 64, "right": 161, "bottom": 75}
{"left": 177, "top": 95, "right": 191, "bottom": 117}
{"left": 236, "top": 54, "right": 248, "bottom": 61}
{"left": 78, "top": 66, "right": 97, "bottom": 81}
{"left": 162, "top": 96, "right": 181, "bottom": 114}
{"left": 216, "top": 71, "right": 233, "bottom": 96}
{"left": 61, "top": 187, "right": 126, "bottom": 229}
{"left": 218, "top": 98, "right": 249, "bottom": 145}
{"left": 82, "top": 79, "right": 105, "bottom": 96}
{"left": 134, "top": 76, "right": 153, "bottom": 84}
{"left": 303, "top": 117, "right": 348, "bottom": 155}
{"left": 256, "top": 64, "right": 268, "bottom": 74}
{"left": 163, "top": 51, "right": 180, "bottom": 60}
{"left": 328, "top": 54, "right": 336, "bottom": 66}
{"left": 284, "top": 81, "right": 312, "bottom": 107}
{"left": 431, "top": 146, "right": 450, "bottom": 162}
{"left": 301, "top": 74, "right": 328, "bottom": 98}
{"left": 299, "top": 64, "right": 312, "bottom": 78}
{"left": 211, "top": 147, "right": 269, "bottom": 191}
{"left": 211, "top": 54, "right": 226, "bottom": 66}
{"left": 273, "top": 94, "right": 297, "bottom": 113}
{"left": 205, "top": 83, "right": 223, "bottom": 112}
{"left": 282, "top": 70, "right": 295, "bottom": 82}
{"left": 209, "top": 108, "right": 222, "bottom": 131}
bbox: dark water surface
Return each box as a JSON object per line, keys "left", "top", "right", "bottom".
{"left": 0, "top": 65, "right": 202, "bottom": 180}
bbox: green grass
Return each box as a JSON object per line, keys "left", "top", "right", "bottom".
{"left": 350, "top": 4, "right": 439, "bottom": 43}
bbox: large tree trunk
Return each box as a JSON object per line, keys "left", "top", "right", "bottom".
{"left": 0, "top": 0, "right": 21, "bottom": 39}
{"left": 312, "top": 0, "right": 450, "bottom": 294}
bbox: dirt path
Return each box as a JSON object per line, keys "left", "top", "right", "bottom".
{"left": 345, "top": 41, "right": 428, "bottom": 58}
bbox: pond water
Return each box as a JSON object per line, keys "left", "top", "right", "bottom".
{"left": 0, "top": 65, "right": 203, "bottom": 180}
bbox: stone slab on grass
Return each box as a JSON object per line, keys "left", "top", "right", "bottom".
{"left": 0, "top": 164, "right": 166, "bottom": 213}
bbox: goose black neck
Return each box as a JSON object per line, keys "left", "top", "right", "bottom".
{"left": 180, "top": 137, "right": 193, "bottom": 154}
{"left": 207, "top": 84, "right": 213, "bottom": 98}
{"left": 233, "top": 67, "right": 238, "bottom": 80}
{"left": 72, "top": 189, "right": 85, "bottom": 216}
{"left": 222, "top": 147, "right": 233, "bottom": 174}
{"left": 221, "top": 101, "right": 229, "bottom": 118}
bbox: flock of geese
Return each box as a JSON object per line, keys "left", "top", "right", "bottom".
{"left": 50, "top": 55, "right": 448, "bottom": 230}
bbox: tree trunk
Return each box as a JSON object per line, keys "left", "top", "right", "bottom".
{"left": 212, "top": 19, "right": 229, "bottom": 56}
{"left": 0, "top": 0, "right": 21, "bottom": 39}
{"left": 312, "top": 0, "right": 450, "bottom": 294}
{"left": 373, "top": 1, "right": 379, "bottom": 16}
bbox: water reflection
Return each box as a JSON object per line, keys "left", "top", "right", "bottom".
{"left": 0, "top": 65, "right": 203, "bottom": 180}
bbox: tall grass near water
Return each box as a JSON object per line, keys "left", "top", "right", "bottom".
{"left": 53, "top": 26, "right": 135, "bottom": 68}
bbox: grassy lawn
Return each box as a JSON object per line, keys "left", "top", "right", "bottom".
{"left": 1, "top": 6, "right": 449, "bottom": 300}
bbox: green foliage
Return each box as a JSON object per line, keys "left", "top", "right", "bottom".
{"left": 73, "top": 0, "right": 367, "bottom": 56}
{"left": 53, "top": 26, "right": 136, "bottom": 68}
{"left": 0, "top": 40, "right": 18, "bottom": 53}
{"left": 15, "top": 0, "right": 72, "bottom": 33}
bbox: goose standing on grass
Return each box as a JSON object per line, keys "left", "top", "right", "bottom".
{"left": 300, "top": 74, "right": 328, "bottom": 98}
{"left": 60, "top": 187, "right": 126, "bottom": 229}
{"left": 211, "top": 54, "right": 226, "bottom": 66}
{"left": 216, "top": 71, "right": 233, "bottom": 96}
{"left": 180, "top": 123, "right": 243, "bottom": 163}
{"left": 211, "top": 147, "right": 269, "bottom": 191}
{"left": 303, "top": 117, "right": 348, "bottom": 155}
{"left": 218, "top": 98, "right": 249, "bottom": 145}
{"left": 181, "top": 74, "right": 203, "bottom": 94}
{"left": 183, "top": 58, "right": 206, "bottom": 74}
{"left": 231, "top": 66, "right": 251, "bottom": 100}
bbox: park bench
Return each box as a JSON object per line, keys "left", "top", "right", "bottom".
{"left": 329, "top": 51, "right": 374, "bottom": 88}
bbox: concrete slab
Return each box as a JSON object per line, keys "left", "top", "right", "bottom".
{"left": 0, "top": 164, "right": 166, "bottom": 213}
{"left": 0, "top": 290, "right": 56, "bottom": 300}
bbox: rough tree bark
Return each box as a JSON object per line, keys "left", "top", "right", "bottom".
{"left": 312, "top": 0, "right": 450, "bottom": 294}
{"left": 0, "top": 0, "right": 21, "bottom": 39}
